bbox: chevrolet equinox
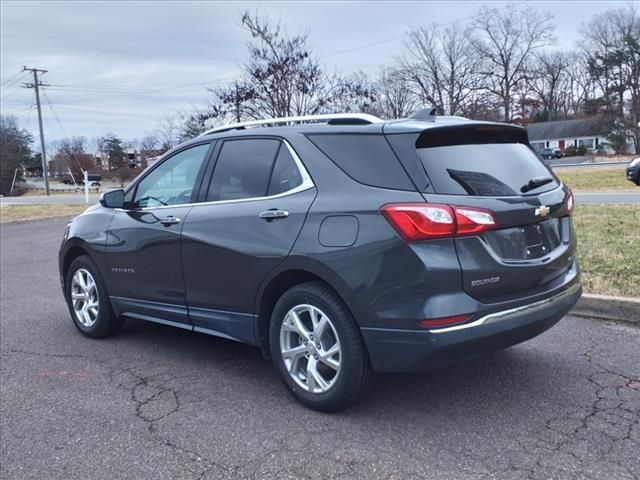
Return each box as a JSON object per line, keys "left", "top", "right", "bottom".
{"left": 59, "top": 111, "right": 582, "bottom": 411}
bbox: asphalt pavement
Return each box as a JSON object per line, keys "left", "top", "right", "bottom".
{"left": 575, "top": 191, "right": 640, "bottom": 204}
{"left": 1, "top": 219, "right": 639, "bottom": 480}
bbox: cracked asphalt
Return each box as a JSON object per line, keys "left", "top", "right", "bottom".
{"left": 1, "top": 218, "right": 639, "bottom": 480}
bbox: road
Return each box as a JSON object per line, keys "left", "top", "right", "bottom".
{"left": 1, "top": 218, "right": 638, "bottom": 480}
{"left": 575, "top": 191, "right": 640, "bottom": 204}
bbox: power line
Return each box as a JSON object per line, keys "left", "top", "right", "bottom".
{"left": 1, "top": 81, "right": 28, "bottom": 102}
{"left": 321, "top": 1, "right": 526, "bottom": 59}
{"left": 47, "top": 76, "right": 236, "bottom": 93}
{"left": 50, "top": 103, "right": 159, "bottom": 120}
{"left": 42, "top": 91, "right": 89, "bottom": 178}
{"left": 1, "top": 70, "right": 27, "bottom": 89}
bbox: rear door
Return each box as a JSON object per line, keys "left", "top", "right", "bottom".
{"left": 387, "top": 124, "right": 575, "bottom": 302}
{"left": 181, "top": 137, "right": 316, "bottom": 343}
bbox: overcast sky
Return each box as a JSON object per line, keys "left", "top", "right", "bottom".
{"left": 0, "top": 0, "right": 633, "bottom": 149}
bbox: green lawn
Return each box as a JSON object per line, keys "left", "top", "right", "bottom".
{"left": 573, "top": 204, "right": 639, "bottom": 297}
{"left": 556, "top": 167, "right": 635, "bottom": 191}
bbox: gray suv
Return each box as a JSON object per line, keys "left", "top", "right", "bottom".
{"left": 59, "top": 111, "right": 581, "bottom": 411}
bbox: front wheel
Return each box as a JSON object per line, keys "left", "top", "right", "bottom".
{"left": 65, "top": 256, "right": 123, "bottom": 338}
{"left": 269, "top": 282, "right": 372, "bottom": 412}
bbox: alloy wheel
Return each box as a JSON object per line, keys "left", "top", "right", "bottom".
{"left": 279, "top": 304, "right": 342, "bottom": 394}
{"left": 70, "top": 268, "right": 100, "bottom": 327}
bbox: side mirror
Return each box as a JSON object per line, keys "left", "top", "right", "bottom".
{"left": 100, "top": 189, "right": 125, "bottom": 208}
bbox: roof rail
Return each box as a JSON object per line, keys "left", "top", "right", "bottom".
{"left": 198, "top": 113, "right": 383, "bottom": 136}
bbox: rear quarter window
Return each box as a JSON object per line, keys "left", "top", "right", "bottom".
{"left": 306, "top": 134, "right": 414, "bottom": 190}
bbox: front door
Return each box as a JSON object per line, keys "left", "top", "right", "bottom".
{"left": 181, "top": 138, "right": 316, "bottom": 343}
{"left": 106, "top": 142, "right": 213, "bottom": 328}
{"left": 559, "top": 140, "right": 565, "bottom": 152}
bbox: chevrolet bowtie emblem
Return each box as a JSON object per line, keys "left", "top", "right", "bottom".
{"left": 535, "top": 205, "right": 550, "bottom": 217}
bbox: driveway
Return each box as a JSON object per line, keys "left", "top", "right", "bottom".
{"left": 1, "top": 219, "right": 639, "bottom": 480}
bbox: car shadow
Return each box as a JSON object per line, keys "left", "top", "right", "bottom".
{"left": 115, "top": 318, "right": 566, "bottom": 418}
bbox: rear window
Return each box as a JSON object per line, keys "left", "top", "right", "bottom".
{"left": 307, "top": 134, "right": 414, "bottom": 190}
{"left": 415, "top": 127, "right": 558, "bottom": 196}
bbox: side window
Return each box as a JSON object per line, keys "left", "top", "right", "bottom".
{"left": 206, "top": 139, "right": 280, "bottom": 201}
{"left": 133, "top": 143, "right": 210, "bottom": 208}
{"left": 267, "top": 145, "right": 303, "bottom": 196}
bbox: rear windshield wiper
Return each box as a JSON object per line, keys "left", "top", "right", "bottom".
{"left": 520, "top": 176, "right": 554, "bottom": 193}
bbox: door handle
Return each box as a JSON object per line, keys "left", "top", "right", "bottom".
{"left": 159, "top": 216, "right": 181, "bottom": 226}
{"left": 259, "top": 209, "right": 289, "bottom": 220}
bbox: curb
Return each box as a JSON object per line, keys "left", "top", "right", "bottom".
{"left": 571, "top": 294, "right": 640, "bottom": 324}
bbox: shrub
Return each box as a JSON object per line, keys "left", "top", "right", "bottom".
{"left": 565, "top": 145, "right": 577, "bottom": 156}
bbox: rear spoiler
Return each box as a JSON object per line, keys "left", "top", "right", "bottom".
{"left": 416, "top": 124, "right": 529, "bottom": 149}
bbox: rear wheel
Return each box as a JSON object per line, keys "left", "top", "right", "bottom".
{"left": 65, "top": 256, "right": 123, "bottom": 338}
{"left": 269, "top": 282, "right": 372, "bottom": 411}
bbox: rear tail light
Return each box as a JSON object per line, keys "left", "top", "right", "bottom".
{"left": 418, "top": 314, "right": 470, "bottom": 329}
{"left": 380, "top": 203, "right": 498, "bottom": 241}
{"left": 567, "top": 189, "right": 575, "bottom": 215}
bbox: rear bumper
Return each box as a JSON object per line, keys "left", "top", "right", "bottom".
{"left": 361, "top": 281, "right": 581, "bottom": 372}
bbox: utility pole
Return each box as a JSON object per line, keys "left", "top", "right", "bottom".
{"left": 22, "top": 66, "right": 50, "bottom": 195}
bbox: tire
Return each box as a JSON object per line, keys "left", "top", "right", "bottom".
{"left": 65, "top": 255, "right": 124, "bottom": 338}
{"left": 269, "top": 282, "right": 372, "bottom": 412}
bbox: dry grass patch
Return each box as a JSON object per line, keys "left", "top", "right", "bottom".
{"left": 556, "top": 167, "right": 635, "bottom": 191}
{"left": 573, "top": 204, "right": 640, "bottom": 297}
{"left": 0, "top": 204, "right": 88, "bottom": 224}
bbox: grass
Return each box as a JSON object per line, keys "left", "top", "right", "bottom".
{"left": 573, "top": 204, "right": 640, "bottom": 297}
{"left": 0, "top": 204, "right": 88, "bottom": 224}
{"left": 555, "top": 167, "right": 635, "bottom": 191}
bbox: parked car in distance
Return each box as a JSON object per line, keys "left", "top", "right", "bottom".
{"left": 60, "top": 173, "right": 76, "bottom": 185}
{"left": 59, "top": 111, "right": 581, "bottom": 411}
{"left": 81, "top": 173, "right": 101, "bottom": 187}
{"left": 627, "top": 157, "right": 640, "bottom": 186}
{"left": 540, "top": 147, "right": 563, "bottom": 159}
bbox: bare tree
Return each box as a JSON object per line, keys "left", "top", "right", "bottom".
{"left": 374, "top": 68, "right": 417, "bottom": 119}
{"left": 51, "top": 137, "right": 95, "bottom": 180}
{"left": 204, "top": 11, "right": 377, "bottom": 124}
{"left": 528, "top": 51, "right": 571, "bottom": 120}
{"left": 581, "top": 4, "right": 640, "bottom": 151}
{"left": 563, "top": 53, "right": 595, "bottom": 117}
{"left": 0, "top": 115, "right": 33, "bottom": 195}
{"left": 400, "top": 23, "right": 483, "bottom": 116}
{"left": 471, "top": 4, "right": 555, "bottom": 122}
{"left": 140, "top": 134, "right": 160, "bottom": 152}
{"left": 154, "top": 116, "right": 180, "bottom": 152}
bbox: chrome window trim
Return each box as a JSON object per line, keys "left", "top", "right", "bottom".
{"left": 117, "top": 139, "right": 314, "bottom": 212}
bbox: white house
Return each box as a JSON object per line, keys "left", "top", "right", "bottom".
{"left": 527, "top": 117, "right": 610, "bottom": 153}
